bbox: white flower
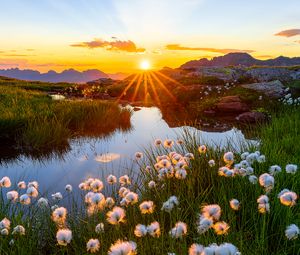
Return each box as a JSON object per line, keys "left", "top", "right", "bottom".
{"left": 124, "top": 192, "right": 139, "bottom": 205}
{"left": 257, "top": 195, "right": 270, "bottom": 214}
{"left": 1, "top": 228, "right": 9, "bottom": 235}
{"left": 52, "top": 207, "right": 67, "bottom": 225}
{"left": 105, "top": 197, "right": 115, "bottom": 208}
{"left": 12, "top": 225, "right": 25, "bottom": 235}
{"left": 28, "top": 181, "right": 38, "bottom": 189}
{"left": 147, "top": 221, "right": 161, "bottom": 237}
{"left": 148, "top": 180, "right": 156, "bottom": 189}
{"left": 107, "top": 175, "right": 117, "bottom": 184}
{"left": 134, "top": 224, "right": 148, "bottom": 237}
{"left": 163, "top": 139, "right": 174, "bottom": 148}
{"left": 229, "top": 199, "right": 240, "bottom": 211}
{"left": 65, "top": 184, "right": 72, "bottom": 192}
{"left": 269, "top": 165, "right": 281, "bottom": 175}
{"left": 90, "top": 179, "right": 104, "bottom": 192}
{"left": 259, "top": 173, "right": 274, "bottom": 191}
{"left": 52, "top": 192, "right": 63, "bottom": 201}
{"left": 6, "top": 191, "right": 18, "bottom": 202}
{"left": 279, "top": 190, "right": 297, "bottom": 207}
{"left": 169, "top": 222, "right": 187, "bottom": 238}
{"left": 161, "top": 200, "right": 174, "bottom": 212}
{"left": 248, "top": 175, "right": 258, "bottom": 184}
{"left": 37, "top": 197, "right": 48, "bottom": 207}
{"left": 26, "top": 186, "right": 38, "bottom": 197}
{"left": 175, "top": 169, "right": 187, "bottom": 179}
{"left": 241, "top": 152, "right": 250, "bottom": 160}
{"left": 0, "top": 176, "right": 11, "bottom": 188}
{"left": 17, "top": 181, "right": 26, "bottom": 189}
{"left": 212, "top": 221, "right": 230, "bottom": 235}
{"left": 216, "top": 243, "right": 240, "bottom": 255}
{"left": 108, "top": 240, "right": 137, "bottom": 255}
{"left": 154, "top": 139, "right": 162, "bottom": 146}
{"left": 139, "top": 201, "right": 155, "bottom": 214}
{"left": 106, "top": 206, "right": 126, "bottom": 225}
{"left": 86, "top": 238, "right": 100, "bottom": 253}
{"left": 9, "top": 239, "right": 14, "bottom": 246}
{"left": 0, "top": 218, "right": 10, "bottom": 230}
{"left": 208, "top": 159, "right": 215, "bottom": 167}
{"left": 189, "top": 243, "right": 204, "bottom": 255}
{"left": 198, "top": 145, "right": 207, "bottom": 154}
{"left": 285, "top": 224, "right": 299, "bottom": 240}
{"left": 223, "top": 152, "right": 234, "bottom": 165}
{"left": 134, "top": 152, "right": 143, "bottom": 160}
{"left": 119, "top": 175, "right": 131, "bottom": 186}
{"left": 95, "top": 223, "right": 104, "bottom": 234}
{"left": 118, "top": 187, "right": 130, "bottom": 198}
{"left": 257, "top": 155, "right": 266, "bottom": 163}
{"left": 201, "top": 204, "right": 221, "bottom": 221}
{"left": 19, "top": 194, "right": 31, "bottom": 205}
{"left": 56, "top": 229, "right": 72, "bottom": 246}
{"left": 285, "top": 164, "right": 297, "bottom": 174}
{"left": 197, "top": 216, "right": 213, "bottom": 234}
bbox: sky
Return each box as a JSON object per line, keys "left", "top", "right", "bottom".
{"left": 0, "top": 0, "right": 300, "bottom": 73}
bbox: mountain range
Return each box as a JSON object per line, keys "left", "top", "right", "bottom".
{"left": 0, "top": 68, "right": 128, "bottom": 83}
{"left": 180, "top": 53, "right": 300, "bottom": 69}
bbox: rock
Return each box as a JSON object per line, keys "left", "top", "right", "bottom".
{"left": 246, "top": 68, "right": 292, "bottom": 82}
{"left": 216, "top": 96, "right": 249, "bottom": 113}
{"left": 241, "top": 80, "right": 284, "bottom": 98}
{"left": 236, "top": 111, "right": 267, "bottom": 123}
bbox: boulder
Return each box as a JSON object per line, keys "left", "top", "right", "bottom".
{"left": 246, "top": 68, "right": 292, "bottom": 82}
{"left": 241, "top": 80, "right": 284, "bottom": 98}
{"left": 216, "top": 96, "right": 249, "bottom": 113}
{"left": 236, "top": 111, "right": 267, "bottom": 123}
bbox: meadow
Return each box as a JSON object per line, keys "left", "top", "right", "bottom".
{"left": 0, "top": 104, "right": 299, "bottom": 254}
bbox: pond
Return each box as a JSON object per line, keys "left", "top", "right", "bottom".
{"left": 0, "top": 106, "right": 257, "bottom": 196}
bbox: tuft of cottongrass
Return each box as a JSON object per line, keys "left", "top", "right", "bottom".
{"left": 65, "top": 184, "right": 72, "bottom": 192}
{"left": 285, "top": 164, "right": 298, "bottom": 174}
{"left": 119, "top": 175, "right": 131, "bottom": 186}
{"left": 208, "top": 159, "right": 215, "bottom": 167}
{"left": 139, "top": 201, "right": 155, "bottom": 214}
{"left": 198, "top": 145, "right": 207, "bottom": 154}
{"left": 257, "top": 195, "right": 270, "bottom": 214}
{"left": 213, "top": 221, "right": 230, "bottom": 235}
{"left": 19, "top": 194, "right": 31, "bottom": 205}
{"left": 107, "top": 175, "right": 117, "bottom": 184}
{"left": 229, "top": 199, "right": 240, "bottom": 211}
{"left": 26, "top": 186, "right": 38, "bottom": 197}
{"left": 95, "top": 223, "right": 104, "bottom": 234}
{"left": 188, "top": 243, "right": 204, "bottom": 255}
{"left": 0, "top": 218, "right": 10, "bottom": 230}
{"left": 0, "top": 176, "right": 11, "bottom": 188}
{"left": 147, "top": 221, "right": 161, "bottom": 238}
{"left": 258, "top": 173, "right": 274, "bottom": 192}
{"left": 86, "top": 238, "right": 100, "bottom": 253}
{"left": 52, "top": 207, "right": 67, "bottom": 226}
{"left": 169, "top": 221, "right": 187, "bottom": 238}
{"left": 278, "top": 190, "right": 298, "bottom": 207}
{"left": 223, "top": 152, "right": 234, "bottom": 165}
{"left": 134, "top": 224, "right": 148, "bottom": 237}
{"left": 108, "top": 240, "right": 137, "bottom": 255}
{"left": 106, "top": 206, "right": 126, "bottom": 225}
{"left": 17, "top": 181, "right": 26, "bottom": 189}
{"left": 56, "top": 229, "right": 72, "bottom": 246}
{"left": 285, "top": 224, "right": 299, "bottom": 240}
{"left": 201, "top": 204, "right": 221, "bottom": 221}
{"left": 12, "top": 225, "right": 25, "bottom": 235}
{"left": 52, "top": 192, "right": 63, "bottom": 201}
{"left": 134, "top": 152, "right": 143, "bottom": 160}
{"left": 6, "top": 190, "right": 19, "bottom": 202}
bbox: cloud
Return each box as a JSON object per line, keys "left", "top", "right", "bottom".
{"left": 295, "top": 40, "right": 300, "bottom": 44}
{"left": 275, "top": 29, "right": 300, "bottom": 37}
{"left": 35, "top": 63, "right": 96, "bottom": 67}
{"left": 71, "top": 38, "right": 145, "bottom": 53}
{"left": 165, "top": 44, "right": 255, "bottom": 54}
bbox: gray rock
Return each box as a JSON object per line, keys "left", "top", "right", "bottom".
{"left": 241, "top": 80, "right": 284, "bottom": 98}
{"left": 236, "top": 111, "right": 267, "bottom": 123}
{"left": 216, "top": 96, "right": 249, "bottom": 113}
{"left": 246, "top": 68, "right": 292, "bottom": 82}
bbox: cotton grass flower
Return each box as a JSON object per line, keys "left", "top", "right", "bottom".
{"left": 134, "top": 152, "right": 143, "bottom": 160}
{"left": 257, "top": 195, "right": 270, "bottom": 214}
{"left": 175, "top": 169, "right": 187, "bottom": 179}
{"left": 65, "top": 184, "right": 72, "bottom": 192}
{"left": 90, "top": 179, "right": 104, "bottom": 192}
{"left": 124, "top": 191, "right": 139, "bottom": 205}
{"left": 198, "top": 145, "right": 207, "bottom": 154}
{"left": 285, "top": 224, "right": 299, "bottom": 240}
{"left": 164, "top": 139, "right": 174, "bottom": 148}
{"left": 223, "top": 152, "right": 234, "bottom": 165}
{"left": 108, "top": 240, "right": 137, "bottom": 255}
{"left": 229, "top": 199, "right": 240, "bottom": 211}
{"left": 139, "top": 201, "right": 155, "bottom": 214}
{"left": 86, "top": 238, "right": 100, "bottom": 253}
{"left": 169, "top": 222, "right": 187, "bottom": 238}
{"left": 106, "top": 206, "right": 126, "bottom": 225}
{"left": 147, "top": 221, "right": 161, "bottom": 237}
{"left": 259, "top": 173, "right": 274, "bottom": 192}
{"left": 12, "top": 225, "right": 25, "bottom": 235}
{"left": 269, "top": 165, "right": 281, "bottom": 175}
{"left": 189, "top": 243, "right": 204, "bottom": 255}
{"left": 105, "top": 197, "right": 115, "bottom": 208}
{"left": 0, "top": 176, "right": 11, "bottom": 188}
{"left": 248, "top": 175, "right": 258, "bottom": 184}
{"left": 0, "top": 218, "right": 10, "bottom": 230}
{"left": 201, "top": 204, "right": 221, "bottom": 221}
{"left": 95, "top": 223, "right": 104, "bottom": 234}
{"left": 278, "top": 190, "right": 297, "bottom": 207}
{"left": 52, "top": 192, "right": 63, "bottom": 201}
{"left": 19, "top": 194, "right": 31, "bottom": 205}
{"left": 161, "top": 196, "right": 179, "bottom": 212}
{"left": 107, "top": 174, "right": 117, "bottom": 184}
{"left": 28, "top": 181, "right": 38, "bottom": 189}
{"left": 6, "top": 191, "right": 18, "bottom": 202}
{"left": 285, "top": 164, "right": 298, "bottom": 174}
{"left": 208, "top": 159, "right": 215, "bottom": 167}
{"left": 119, "top": 175, "right": 131, "bottom": 186}
{"left": 134, "top": 224, "right": 148, "bottom": 237}
{"left": 56, "top": 229, "right": 72, "bottom": 246}
{"left": 197, "top": 216, "right": 213, "bottom": 234}
{"left": 148, "top": 180, "right": 156, "bottom": 189}
{"left": 1, "top": 228, "right": 9, "bottom": 235}
{"left": 154, "top": 139, "right": 162, "bottom": 146}
{"left": 213, "top": 221, "right": 230, "bottom": 235}
{"left": 52, "top": 207, "right": 67, "bottom": 225}
{"left": 17, "top": 181, "right": 26, "bottom": 189}
{"left": 37, "top": 198, "right": 49, "bottom": 207}
{"left": 26, "top": 186, "right": 38, "bottom": 197}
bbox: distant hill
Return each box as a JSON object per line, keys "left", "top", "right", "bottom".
{"left": 180, "top": 53, "right": 300, "bottom": 69}
{"left": 0, "top": 68, "right": 128, "bottom": 83}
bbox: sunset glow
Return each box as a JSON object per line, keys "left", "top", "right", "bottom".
{"left": 140, "top": 60, "right": 151, "bottom": 70}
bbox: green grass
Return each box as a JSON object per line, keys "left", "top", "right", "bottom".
{"left": 0, "top": 106, "right": 299, "bottom": 254}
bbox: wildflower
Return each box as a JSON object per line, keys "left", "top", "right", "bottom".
{"left": 105, "top": 197, "right": 115, "bottom": 208}
{"left": 175, "top": 169, "right": 187, "bottom": 179}
{"left": 119, "top": 175, "right": 131, "bottom": 186}
{"left": 148, "top": 180, "right": 156, "bottom": 189}
{"left": 135, "top": 152, "right": 143, "bottom": 160}
{"left": 246, "top": 153, "right": 258, "bottom": 164}
{"left": 124, "top": 192, "right": 139, "bottom": 205}
{"left": 269, "top": 165, "right": 282, "bottom": 175}
{"left": 176, "top": 139, "right": 184, "bottom": 145}
{"left": 92, "top": 193, "right": 106, "bottom": 210}
{"left": 285, "top": 224, "right": 299, "bottom": 240}
{"left": 28, "top": 181, "right": 38, "bottom": 189}
{"left": 12, "top": 225, "right": 25, "bottom": 235}
{"left": 185, "top": 153, "right": 194, "bottom": 160}
{"left": 164, "top": 139, "right": 174, "bottom": 148}
{"left": 26, "top": 186, "right": 38, "bottom": 197}
{"left": 189, "top": 244, "right": 204, "bottom": 255}
{"left": 201, "top": 204, "right": 221, "bottom": 221}
{"left": 108, "top": 240, "right": 137, "bottom": 255}
{"left": 56, "top": 229, "right": 72, "bottom": 246}
{"left": 257, "top": 195, "right": 270, "bottom": 214}
{"left": 144, "top": 166, "right": 151, "bottom": 172}
{"left": 197, "top": 216, "right": 213, "bottom": 234}
{"left": 198, "top": 145, "right": 207, "bottom": 154}
{"left": 229, "top": 199, "right": 240, "bottom": 211}
{"left": 6, "top": 191, "right": 18, "bottom": 202}
{"left": 213, "top": 221, "right": 230, "bottom": 235}
{"left": 90, "top": 179, "right": 104, "bottom": 192}
{"left": 95, "top": 223, "right": 104, "bottom": 234}
{"left": 208, "top": 159, "right": 215, "bottom": 167}
{"left": 257, "top": 155, "right": 266, "bottom": 163}
{"left": 51, "top": 205, "right": 59, "bottom": 211}
{"left": 159, "top": 159, "right": 172, "bottom": 169}
{"left": 52, "top": 207, "right": 67, "bottom": 225}
{"left": 134, "top": 224, "right": 148, "bottom": 237}
{"left": 17, "top": 181, "right": 26, "bottom": 189}
{"left": 52, "top": 192, "right": 63, "bottom": 201}
{"left": 0, "top": 218, "right": 10, "bottom": 230}
{"left": 240, "top": 160, "right": 249, "bottom": 168}
{"left": 86, "top": 238, "right": 100, "bottom": 253}
{"left": 217, "top": 243, "right": 240, "bottom": 255}
{"left": 139, "top": 201, "right": 155, "bottom": 214}
{"left": 259, "top": 173, "right": 274, "bottom": 192}
{"left": 106, "top": 206, "right": 126, "bottom": 225}
{"left": 65, "top": 184, "right": 72, "bottom": 192}
{"left": 0, "top": 176, "right": 11, "bottom": 188}
{"left": 147, "top": 221, "right": 161, "bottom": 237}
{"left": 279, "top": 190, "right": 297, "bottom": 207}
{"left": 223, "top": 152, "right": 234, "bottom": 165}
{"left": 1, "top": 228, "right": 9, "bottom": 235}
{"left": 161, "top": 200, "right": 174, "bottom": 212}
{"left": 248, "top": 175, "right": 258, "bottom": 184}
{"left": 241, "top": 152, "right": 250, "bottom": 160}
{"left": 285, "top": 164, "right": 298, "bottom": 174}
{"left": 107, "top": 175, "right": 117, "bottom": 184}
{"left": 169, "top": 222, "right": 187, "bottom": 238}
{"left": 154, "top": 139, "right": 162, "bottom": 146}
{"left": 37, "top": 197, "right": 48, "bottom": 208}
{"left": 169, "top": 196, "right": 179, "bottom": 205}
{"left": 19, "top": 194, "right": 31, "bottom": 205}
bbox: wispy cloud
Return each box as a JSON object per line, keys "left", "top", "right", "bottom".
{"left": 275, "top": 29, "right": 300, "bottom": 37}
{"left": 165, "top": 44, "right": 254, "bottom": 54}
{"left": 71, "top": 38, "right": 145, "bottom": 53}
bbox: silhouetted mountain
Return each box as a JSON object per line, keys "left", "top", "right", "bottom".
{"left": 0, "top": 68, "right": 110, "bottom": 83}
{"left": 180, "top": 53, "right": 300, "bottom": 69}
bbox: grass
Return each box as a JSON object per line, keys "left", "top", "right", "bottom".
{"left": 0, "top": 106, "right": 299, "bottom": 254}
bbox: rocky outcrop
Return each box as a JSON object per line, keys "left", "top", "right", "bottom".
{"left": 241, "top": 80, "right": 284, "bottom": 98}
{"left": 216, "top": 96, "right": 249, "bottom": 113}
{"left": 236, "top": 111, "right": 268, "bottom": 123}
{"left": 246, "top": 68, "right": 292, "bottom": 82}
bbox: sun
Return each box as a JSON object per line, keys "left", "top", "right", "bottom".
{"left": 140, "top": 60, "right": 151, "bottom": 70}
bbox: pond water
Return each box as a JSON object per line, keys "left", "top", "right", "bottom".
{"left": 0, "top": 106, "right": 257, "bottom": 196}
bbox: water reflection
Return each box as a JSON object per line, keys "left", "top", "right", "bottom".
{"left": 0, "top": 106, "right": 258, "bottom": 195}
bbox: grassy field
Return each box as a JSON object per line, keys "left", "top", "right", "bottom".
{"left": 0, "top": 105, "right": 299, "bottom": 254}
